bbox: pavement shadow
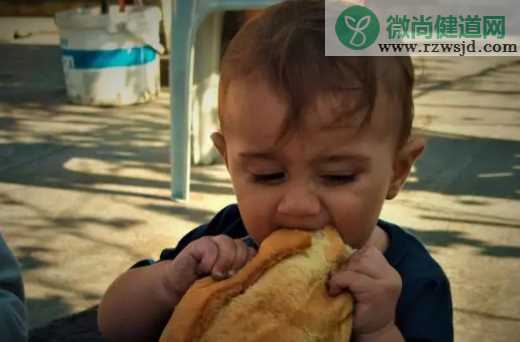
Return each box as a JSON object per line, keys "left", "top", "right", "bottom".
{"left": 407, "top": 228, "right": 520, "bottom": 258}
{"left": 406, "top": 130, "right": 520, "bottom": 201}
{"left": 0, "top": 141, "right": 233, "bottom": 200}
{"left": 141, "top": 203, "right": 217, "bottom": 224}
{"left": 0, "top": 44, "right": 65, "bottom": 100}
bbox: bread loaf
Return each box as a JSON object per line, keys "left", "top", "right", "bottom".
{"left": 159, "top": 227, "right": 353, "bottom": 342}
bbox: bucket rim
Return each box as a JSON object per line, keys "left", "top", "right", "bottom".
{"left": 55, "top": 5, "right": 161, "bottom": 30}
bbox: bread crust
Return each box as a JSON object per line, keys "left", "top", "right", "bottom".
{"left": 159, "top": 227, "right": 352, "bottom": 342}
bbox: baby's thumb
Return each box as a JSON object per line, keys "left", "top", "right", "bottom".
{"left": 327, "top": 271, "right": 344, "bottom": 297}
{"left": 185, "top": 237, "right": 219, "bottom": 277}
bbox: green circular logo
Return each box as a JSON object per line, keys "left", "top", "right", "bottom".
{"left": 335, "top": 5, "right": 380, "bottom": 50}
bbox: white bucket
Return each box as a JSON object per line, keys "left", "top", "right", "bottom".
{"left": 55, "top": 5, "right": 163, "bottom": 106}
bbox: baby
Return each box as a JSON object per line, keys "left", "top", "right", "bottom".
{"left": 98, "top": 1, "right": 453, "bottom": 341}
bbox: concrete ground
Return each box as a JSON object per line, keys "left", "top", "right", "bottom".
{"left": 0, "top": 17, "right": 519, "bottom": 342}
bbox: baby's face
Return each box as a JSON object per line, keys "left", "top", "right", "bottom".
{"left": 217, "top": 76, "right": 403, "bottom": 248}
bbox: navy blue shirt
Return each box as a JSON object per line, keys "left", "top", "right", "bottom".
{"left": 149, "top": 204, "right": 453, "bottom": 342}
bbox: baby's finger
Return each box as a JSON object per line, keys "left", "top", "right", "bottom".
{"left": 346, "top": 246, "right": 387, "bottom": 279}
{"left": 189, "top": 236, "right": 219, "bottom": 277}
{"left": 327, "top": 269, "right": 373, "bottom": 297}
{"left": 229, "top": 239, "right": 249, "bottom": 275}
{"left": 210, "top": 235, "right": 236, "bottom": 280}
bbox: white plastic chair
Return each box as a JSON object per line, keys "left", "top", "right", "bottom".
{"left": 170, "top": 0, "right": 282, "bottom": 201}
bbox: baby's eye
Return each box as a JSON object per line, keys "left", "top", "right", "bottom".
{"left": 321, "top": 174, "right": 357, "bottom": 185}
{"left": 252, "top": 172, "right": 286, "bottom": 184}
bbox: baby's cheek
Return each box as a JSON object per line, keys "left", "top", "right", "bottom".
{"left": 236, "top": 197, "right": 275, "bottom": 244}
{"left": 243, "top": 219, "right": 272, "bottom": 246}
{"left": 329, "top": 196, "right": 377, "bottom": 248}
{"left": 237, "top": 191, "right": 276, "bottom": 244}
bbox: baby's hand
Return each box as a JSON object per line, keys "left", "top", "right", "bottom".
{"left": 327, "top": 245, "right": 402, "bottom": 337}
{"left": 164, "top": 235, "right": 257, "bottom": 303}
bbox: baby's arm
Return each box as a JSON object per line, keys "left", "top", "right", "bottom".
{"left": 327, "top": 245, "right": 404, "bottom": 342}
{"left": 98, "top": 235, "right": 256, "bottom": 341}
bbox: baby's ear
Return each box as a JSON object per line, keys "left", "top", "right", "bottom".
{"left": 211, "top": 132, "right": 228, "bottom": 166}
{"left": 386, "top": 136, "right": 425, "bottom": 199}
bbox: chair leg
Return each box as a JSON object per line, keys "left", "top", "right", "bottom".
{"left": 170, "top": 0, "right": 195, "bottom": 201}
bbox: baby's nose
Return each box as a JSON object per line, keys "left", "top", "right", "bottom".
{"left": 277, "top": 185, "right": 321, "bottom": 218}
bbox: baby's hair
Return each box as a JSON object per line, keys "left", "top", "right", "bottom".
{"left": 219, "top": 0, "right": 414, "bottom": 147}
